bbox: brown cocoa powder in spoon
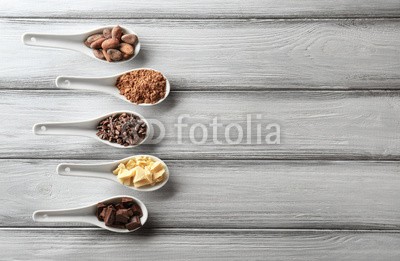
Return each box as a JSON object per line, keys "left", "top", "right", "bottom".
{"left": 115, "top": 69, "right": 166, "bottom": 104}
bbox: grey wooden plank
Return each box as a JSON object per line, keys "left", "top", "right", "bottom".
{"left": 0, "top": 229, "right": 399, "bottom": 260}
{"left": 2, "top": 19, "right": 400, "bottom": 90}
{"left": 2, "top": 159, "right": 400, "bottom": 229}
{"left": 1, "top": 0, "right": 400, "bottom": 18}
{"left": 1, "top": 90, "right": 399, "bottom": 160}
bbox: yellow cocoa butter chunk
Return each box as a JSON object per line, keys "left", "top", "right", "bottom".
{"left": 150, "top": 161, "right": 163, "bottom": 173}
{"left": 118, "top": 168, "right": 136, "bottom": 179}
{"left": 112, "top": 156, "right": 166, "bottom": 187}
{"left": 113, "top": 163, "right": 126, "bottom": 175}
{"left": 126, "top": 159, "right": 137, "bottom": 169}
{"left": 137, "top": 160, "right": 148, "bottom": 168}
{"left": 144, "top": 168, "right": 153, "bottom": 183}
{"left": 118, "top": 177, "right": 131, "bottom": 186}
{"left": 153, "top": 169, "right": 165, "bottom": 181}
{"left": 123, "top": 178, "right": 132, "bottom": 186}
{"left": 134, "top": 178, "right": 152, "bottom": 188}
{"left": 133, "top": 166, "right": 146, "bottom": 183}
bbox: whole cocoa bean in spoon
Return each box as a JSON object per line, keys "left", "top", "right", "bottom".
{"left": 103, "top": 28, "right": 112, "bottom": 38}
{"left": 121, "top": 34, "right": 138, "bottom": 45}
{"left": 119, "top": 43, "right": 134, "bottom": 56}
{"left": 87, "top": 33, "right": 104, "bottom": 44}
{"left": 107, "top": 49, "right": 123, "bottom": 61}
{"left": 112, "top": 26, "right": 123, "bottom": 40}
{"left": 102, "top": 38, "right": 119, "bottom": 50}
{"left": 93, "top": 49, "right": 105, "bottom": 60}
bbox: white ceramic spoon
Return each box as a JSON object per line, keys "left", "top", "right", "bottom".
{"left": 32, "top": 111, "right": 153, "bottom": 149}
{"left": 32, "top": 195, "right": 148, "bottom": 233}
{"left": 22, "top": 25, "right": 140, "bottom": 64}
{"left": 55, "top": 68, "right": 170, "bottom": 106}
{"left": 57, "top": 155, "right": 169, "bottom": 192}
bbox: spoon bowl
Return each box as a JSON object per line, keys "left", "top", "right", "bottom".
{"left": 22, "top": 25, "right": 140, "bottom": 64}
{"left": 32, "top": 195, "right": 148, "bottom": 233}
{"left": 32, "top": 111, "right": 153, "bottom": 149}
{"left": 57, "top": 155, "right": 169, "bottom": 192}
{"left": 55, "top": 68, "right": 170, "bottom": 106}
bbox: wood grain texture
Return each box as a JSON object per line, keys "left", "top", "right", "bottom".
{"left": 2, "top": 19, "right": 400, "bottom": 90}
{"left": 1, "top": 229, "right": 399, "bottom": 260}
{"left": 1, "top": 90, "right": 399, "bottom": 160}
{"left": 2, "top": 159, "right": 400, "bottom": 229}
{"left": 1, "top": 0, "right": 400, "bottom": 18}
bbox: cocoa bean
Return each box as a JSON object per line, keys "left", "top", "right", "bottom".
{"left": 123, "top": 53, "right": 133, "bottom": 60}
{"left": 86, "top": 33, "right": 104, "bottom": 44}
{"left": 93, "top": 49, "right": 105, "bottom": 60}
{"left": 121, "top": 34, "right": 138, "bottom": 45}
{"left": 90, "top": 37, "right": 106, "bottom": 49}
{"left": 83, "top": 26, "right": 137, "bottom": 62}
{"left": 102, "top": 49, "right": 112, "bottom": 62}
{"left": 103, "top": 28, "right": 112, "bottom": 39}
{"left": 102, "top": 38, "right": 120, "bottom": 50}
{"left": 111, "top": 26, "right": 123, "bottom": 40}
{"left": 119, "top": 43, "right": 134, "bottom": 56}
{"left": 107, "top": 49, "right": 123, "bottom": 61}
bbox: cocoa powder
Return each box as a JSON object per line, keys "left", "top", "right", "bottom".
{"left": 115, "top": 69, "right": 166, "bottom": 104}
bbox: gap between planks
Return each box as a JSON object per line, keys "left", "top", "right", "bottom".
{"left": 2, "top": 16, "right": 400, "bottom": 20}
{"left": 2, "top": 88, "right": 400, "bottom": 92}
{"left": 1, "top": 227, "right": 400, "bottom": 233}
{"left": 3, "top": 157, "right": 400, "bottom": 162}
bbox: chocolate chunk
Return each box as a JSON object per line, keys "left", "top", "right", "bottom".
{"left": 96, "top": 199, "right": 143, "bottom": 230}
{"left": 96, "top": 203, "right": 107, "bottom": 220}
{"left": 126, "top": 216, "right": 141, "bottom": 231}
{"left": 115, "top": 209, "right": 131, "bottom": 224}
{"left": 99, "top": 208, "right": 107, "bottom": 221}
{"left": 109, "top": 223, "right": 126, "bottom": 229}
{"left": 130, "top": 204, "right": 143, "bottom": 217}
{"left": 115, "top": 203, "right": 125, "bottom": 210}
{"left": 104, "top": 206, "right": 116, "bottom": 226}
{"left": 121, "top": 197, "right": 134, "bottom": 207}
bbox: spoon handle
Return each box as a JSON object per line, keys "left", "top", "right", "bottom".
{"left": 55, "top": 76, "right": 117, "bottom": 94}
{"left": 57, "top": 163, "right": 115, "bottom": 181}
{"left": 33, "top": 121, "right": 93, "bottom": 137}
{"left": 22, "top": 33, "right": 82, "bottom": 50}
{"left": 33, "top": 207, "right": 94, "bottom": 224}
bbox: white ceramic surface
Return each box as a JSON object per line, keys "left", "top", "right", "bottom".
{"left": 32, "top": 111, "right": 153, "bottom": 149}
{"left": 32, "top": 195, "right": 148, "bottom": 233}
{"left": 55, "top": 68, "right": 170, "bottom": 106}
{"left": 57, "top": 155, "right": 170, "bottom": 192}
{"left": 22, "top": 25, "right": 141, "bottom": 63}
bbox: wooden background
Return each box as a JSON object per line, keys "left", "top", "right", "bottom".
{"left": 1, "top": 1, "right": 400, "bottom": 260}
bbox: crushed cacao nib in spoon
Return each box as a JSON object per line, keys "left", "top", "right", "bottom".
{"left": 96, "top": 113, "right": 147, "bottom": 147}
